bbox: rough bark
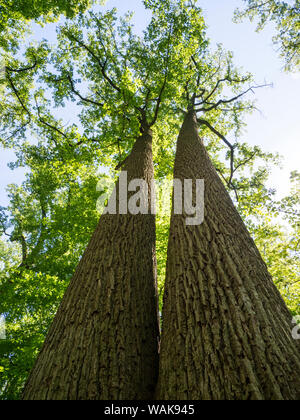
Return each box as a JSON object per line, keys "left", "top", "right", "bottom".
{"left": 22, "top": 129, "right": 160, "bottom": 400}
{"left": 156, "top": 111, "right": 300, "bottom": 400}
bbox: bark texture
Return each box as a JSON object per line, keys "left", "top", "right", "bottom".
{"left": 23, "top": 130, "right": 160, "bottom": 400}
{"left": 156, "top": 111, "right": 300, "bottom": 400}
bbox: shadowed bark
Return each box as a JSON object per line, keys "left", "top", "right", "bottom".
{"left": 156, "top": 111, "right": 300, "bottom": 400}
{"left": 22, "top": 129, "right": 160, "bottom": 400}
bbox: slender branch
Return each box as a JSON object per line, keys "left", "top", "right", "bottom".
{"left": 65, "top": 32, "right": 121, "bottom": 93}
{"left": 149, "top": 73, "right": 168, "bottom": 127}
{"left": 3, "top": 121, "right": 30, "bottom": 142}
{"left": 34, "top": 96, "right": 68, "bottom": 139}
{"left": 149, "top": 23, "right": 173, "bottom": 127}
{"left": 6, "top": 72, "right": 31, "bottom": 116}
{"left": 242, "top": 0, "right": 274, "bottom": 14}
{"left": 142, "top": 87, "right": 152, "bottom": 112}
{"left": 216, "top": 168, "right": 240, "bottom": 202}
{"left": 197, "top": 117, "right": 235, "bottom": 186}
{"left": 6, "top": 57, "right": 37, "bottom": 74}
{"left": 197, "top": 75, "right": 251, "bottom": 106}
{"left": 67, "top": 75, "right": 104, "bottom": 107}
{"left": 196, "top": 84, "right": 271, "bottom": 113}
{"left": 4, "top": 72, "right": 32, "bottom": 139}
{"left": 195, "top": 88, "right": 206, "bottom": 99}
{"left": 233, "top": 152, "right": 257, "bottom": 174}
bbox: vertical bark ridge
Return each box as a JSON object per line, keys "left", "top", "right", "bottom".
{"left": 22, "top": 130, "right": 160, "bottom": 400}
{"left": 156, "top": 111, "right": 300, "bottom": 400}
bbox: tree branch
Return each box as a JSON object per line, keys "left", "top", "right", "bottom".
{"left": 65, "top": 31, "right": 121, "bottom": 93}
{"left": 197, "top": 117, "right": 236, "bottom": 186}
{"left": 34, "top": 96, "right": 68, "bottom": 140}
{"left": 195, "top": 84, "right": 271, "bottom": 113}
{"left": 67, "top": 74, "right": 104, "bottom": 107}
{"left": 6, "top": 72, "right": 31, "bottom": 117}
{"left": 196, "top": 75, "right": 252, "bottom": 106}
{"left": 6, "top": 57, "right": 37, "bottom": 74}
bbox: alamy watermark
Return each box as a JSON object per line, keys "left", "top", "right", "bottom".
{"left": 96, "top": 171, "right": 205, "bottom": 226}
{"left": 0, "top": 315, "right": 6, "bottom": 340}
{"left": 292, "top": 316, "right": 300, "bottom": 340}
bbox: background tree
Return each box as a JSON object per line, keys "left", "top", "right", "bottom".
{"left": 235, "top": 0, "right": 300, "bottom": 71}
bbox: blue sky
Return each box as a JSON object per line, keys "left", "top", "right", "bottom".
{"left": 0, "top": 0, "right": 299, "bottom": 207}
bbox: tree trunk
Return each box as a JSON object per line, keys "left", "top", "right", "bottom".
{"left": 156, "top": 111, "right": 300, "bottom": 400}
{"left": 22, "top": 129, "right": 160, "bottom": 400}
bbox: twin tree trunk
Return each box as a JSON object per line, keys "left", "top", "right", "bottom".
{"left": 156, "top": 111, "right": 300, "bottom": 400}
{"left": 23, "top": 111, "right": 300, "bottom": 401}
{"left": 22, "top": 129, "right": 160, "bottom": 400}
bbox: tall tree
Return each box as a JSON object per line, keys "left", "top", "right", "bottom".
{"left": 156, "top": 20, "right": 300, "bottom": 398}
{"left": 20, "top": 5, "right": 189, "bottom": 399}
{"left": 22, "top": 128, "right": 161, "bottom": 400}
